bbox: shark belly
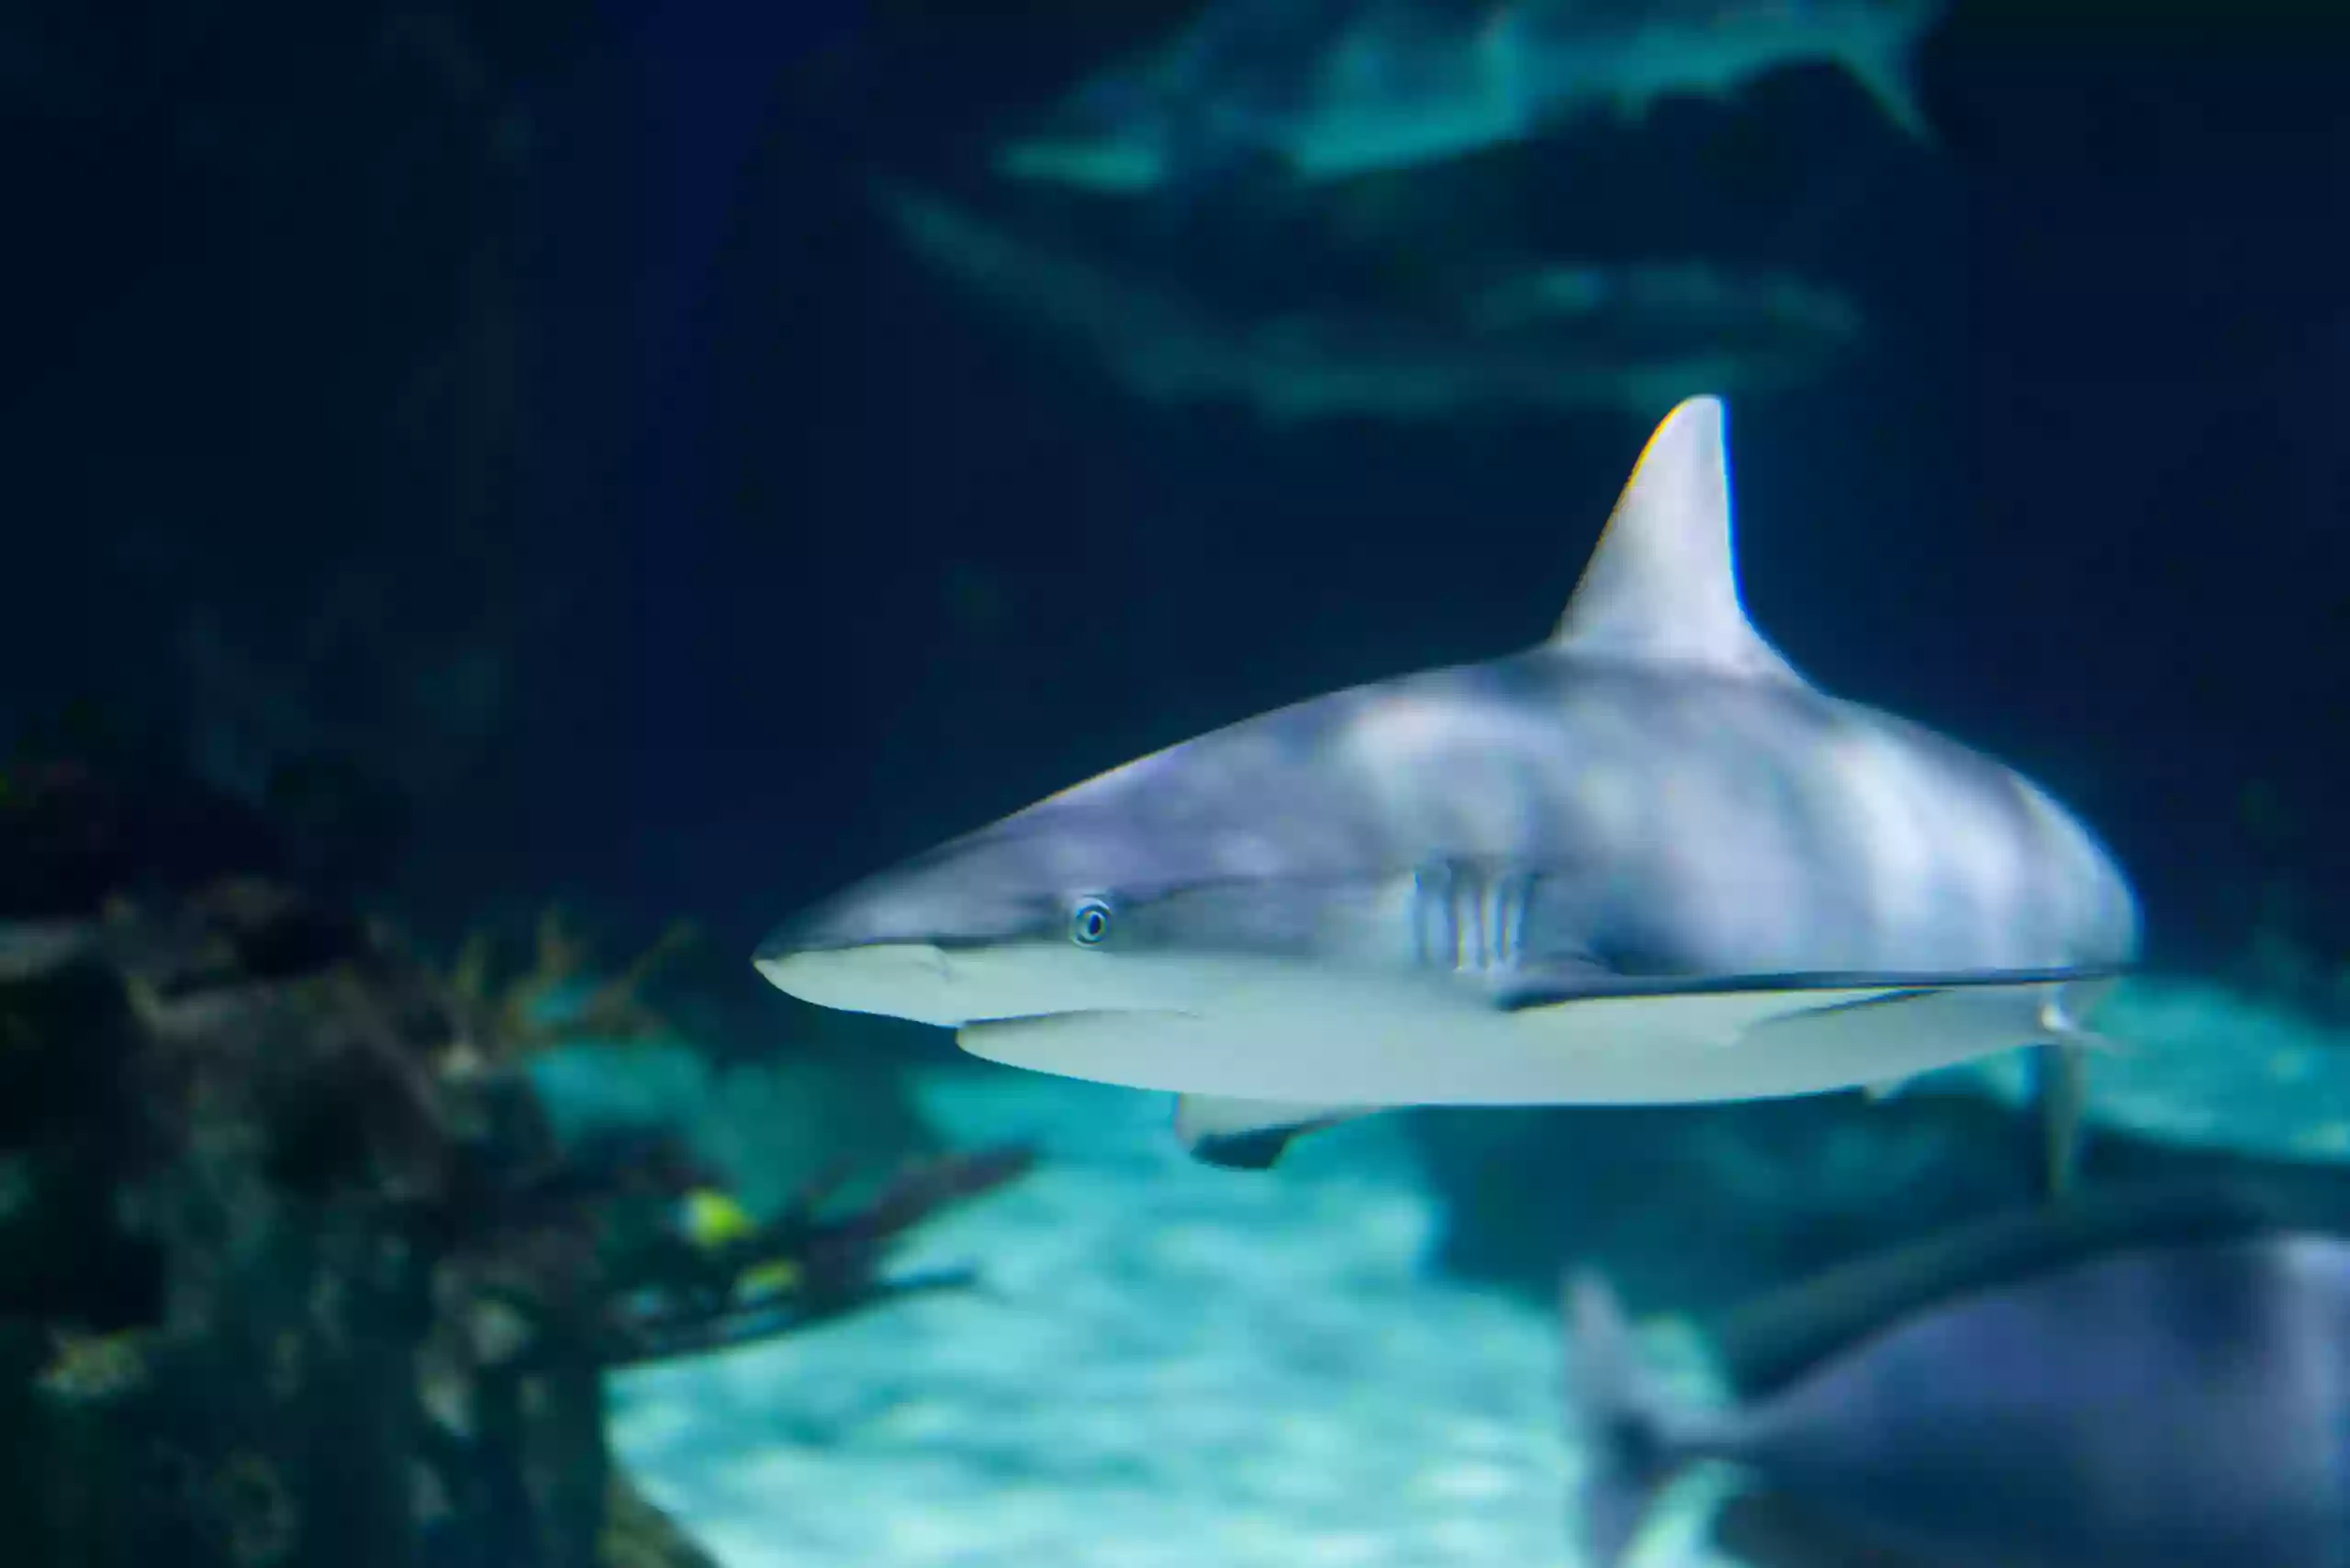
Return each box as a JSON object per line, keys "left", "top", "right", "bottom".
{"left": 955, "top": 972, "right": 2103, "bottom": 1107}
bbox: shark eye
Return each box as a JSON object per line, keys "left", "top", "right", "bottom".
{"left": 1069, "top": 898, "right": 1113, "bottom": 947}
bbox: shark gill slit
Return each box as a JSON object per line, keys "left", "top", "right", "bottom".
{"left": 1413, "top": 859, "right": 1532, "bottom": 976}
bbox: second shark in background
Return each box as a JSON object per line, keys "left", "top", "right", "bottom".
{"left": 872, "top": 185, "right": 1862, "bottom": 424}
{"left": 1568, "top": 1179, "right": 2350, "bottom": 1568}
{"left": 996, "top": 0, "right": 1944, "bottom": 197}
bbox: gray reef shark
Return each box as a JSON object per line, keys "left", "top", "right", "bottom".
{"left": 874, "top": 185, "right": 1861, "bottom": 424}
{"left": 996, "top": 0, "right": 1944, "bottom": 197}
{"left": 755, "top": 397, "right": 2139, "bottom": 1168}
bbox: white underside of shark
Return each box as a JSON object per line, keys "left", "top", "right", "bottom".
{"left": 958, "top": 974, "right": 2112, "bottom": 1108}
{"left": 781, "top": 942, "right": 2116, "bottom": 1158}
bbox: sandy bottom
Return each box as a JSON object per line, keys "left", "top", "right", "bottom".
{"left": 610, "top": 1068, "right": 1729, "bottom": 1568}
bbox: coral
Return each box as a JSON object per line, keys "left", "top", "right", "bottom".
{"left": 0, "top": 756, "right": 1035, "bottom": 1568}
{"left": 209, "top": 1452, "right": 299, "bottom": 1568}
{"left": 442, "top": 908, "right": 698, "bottom": 1070}
{"left": 34, "top": 1327, "right": 153, "bottom": 1404}
{"left": 595, "top": 1147, "right": 1035, "bottom": 1367}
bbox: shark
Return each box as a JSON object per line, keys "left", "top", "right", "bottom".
{"left": 755, "top": 397, "right": 2140, "bottom": 1169}
{"left": 994, "top": 0, "right": 1945, "bottom": 198}
{"left": 873, "top": 185, "right": 1861, "bottom": 424}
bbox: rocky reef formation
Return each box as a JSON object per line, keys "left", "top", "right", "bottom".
{"left": 0, "top": 756, "right": 1031, "bottom": 1568}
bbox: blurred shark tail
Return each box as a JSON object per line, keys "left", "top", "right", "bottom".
{"left": 1847, "top": 33, "right": 1935, "bottom": 142}
{"left": 1564, "top": 1271, "right": 1700, "bottom": 1568}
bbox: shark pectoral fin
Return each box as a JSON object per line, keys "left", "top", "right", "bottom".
{"left": 1173, "top": 1094, "right": 1370, "bottom": 1171}
{"left": 957, "top": 1008, "right": 1198, "bottom": 1081}
{"left": 1491, "top": 963, "right": 1912, "bottom": 1014}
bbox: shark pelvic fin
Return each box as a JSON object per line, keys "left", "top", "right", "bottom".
{"left": 1549, "top": 396, "right": 1803, "bottom": 684}
{"left": 1173, "top": 1094, "right": 1368, "bottom": 1170}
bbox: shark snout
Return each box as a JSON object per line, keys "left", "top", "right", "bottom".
{"left": 751, "top": 878, "right": 968, "bottom": 1025}
{"left": 755, "top": 935, "right": 965, "bottom": 1026}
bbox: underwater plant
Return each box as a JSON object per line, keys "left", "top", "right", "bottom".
{"left": 0, "top": 756, "right": 1032, "bottom": 1568}
{"left": 440, "top": 905, "right": 699, "bottom": 1069}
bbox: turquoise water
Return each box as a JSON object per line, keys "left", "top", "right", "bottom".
{"left": 557, "top": 976, "right": 2350, "bottom": 1566}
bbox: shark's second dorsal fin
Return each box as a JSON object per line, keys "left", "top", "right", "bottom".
{"left": 1547, "top": 396, "right": 1802, "bottom": 684}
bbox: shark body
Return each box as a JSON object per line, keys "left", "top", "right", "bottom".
{"left": 995, "top": 0, "right": 1944, "bottom": 197}
{"left": 755, "top": 398, "right": 2138, "bottom": 1165}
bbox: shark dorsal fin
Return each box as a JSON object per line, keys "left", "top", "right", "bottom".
{"left": 1547, "top": 396, "right": 1801, "bottom": 684}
